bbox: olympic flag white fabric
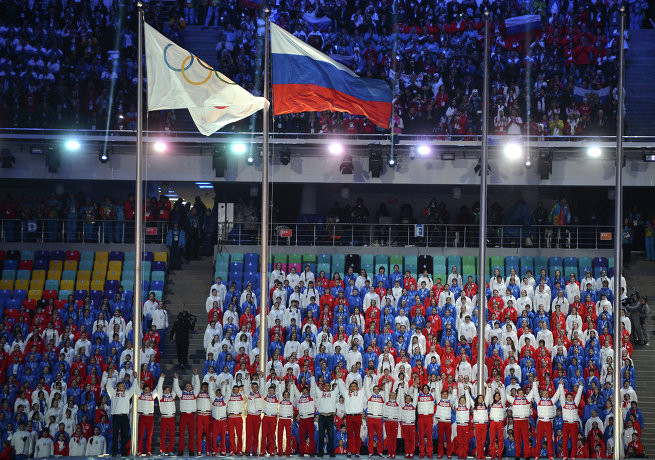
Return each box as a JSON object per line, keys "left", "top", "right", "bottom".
{"left": 144, "top": 22, "right": 269, "bottom": 135}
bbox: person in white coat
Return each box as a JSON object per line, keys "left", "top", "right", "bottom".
{"left": 33, "top": 429, "right": 53, "bottom": 458}
{"left": 106, "top": 372, "right": 138, "bottom": 456}
{"left": 69, "top": 426, "right": 87, "bottom": 456}
{"left": 85, "top": 426, "right": 107, "bottom": 456}
{"left": 12, "top": 422, "right": 34, "bottom": 459}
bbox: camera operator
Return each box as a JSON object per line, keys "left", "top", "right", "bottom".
{"left": 626, "top": 292, "right": 646, "bottom": 345}
{"left": 171, "top": 310, "right": 197, "bottom": 369}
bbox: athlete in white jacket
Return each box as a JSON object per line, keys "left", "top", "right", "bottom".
{"left": 105, "top": 372, "right": 137, "bottom": 456}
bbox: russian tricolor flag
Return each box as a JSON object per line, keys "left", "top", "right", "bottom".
{"left": 504, "top": 14, "right": 542, "bottom": 40}
{"left": 270, "top": 22, "right": 392, "bottom": 129}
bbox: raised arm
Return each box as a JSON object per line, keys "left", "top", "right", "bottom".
{"left": 105, "top": 380, "right": 116, "bottom": 399}
{"left": 172, "top": 375, "right": 182, "bottom": 398}
{"left": 193, "top": 371, "right": 201, "bottom": 396}
{"left": 574, "top": 383, "right": 583, "bottom": 406}
{"left": 155, "top": 374, "right": 165, "bottom": 400}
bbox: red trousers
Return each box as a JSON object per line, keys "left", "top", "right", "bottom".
{"left": 245, "top": 413, "right": 261, "bottom": 454}
{"left": 562, "top": 422, "right": 579, "bottom": 458}
{"left": 196, "top": 414, "right": 211, "bottom": 453}
{"left": 368, "top": 417, "right": 383, "bottom": 454}
{"left": 456, "top": 424, "right": 470, "bottom": 458}
{"left": 385, "top": 420, "right": 399, "bottom": 456}
{"left": 228, "top": 416, "right": 244, "bottom": 454}
{"left": 137, "top": 414, "right": 154, "bottom": 454}
{"left": 210, "top": 419, "right": 227, "bottom": 453}
{"left": 437, "top": 421, "right": 453, "bottom": 457}
{"left": 418, "top": 415, "right": 434, "bottom": 456}
{"left": 179, "top": 412, "right": 196, "bottom": 453}
{"left": 346, "top": 414, "right": 362, "bottom": 455}
{"left": 299, "top": 417, "right": 315, "bottom": 455}
{"left": 277, "top": 418, "right": 293, "bottom": 455}
{"left": 474, "top": 423, "right": 488, "bottom": 459}
{"left": 160, "top": 417, "right": 175, "bottom": 454}
{"left": 489, "top": 421, "right": 504, "bottom": 459}
{"left": 401, "top": 424, "right": 416, "bottom": 456}
{"left": 536, "top": 420, "right": 554, "bottom": 457}
{"left": 514, "top": 419, "right": 530, "bottom": 457}
{"left": 260, "top": 415, "right": 277, "bottom": 454}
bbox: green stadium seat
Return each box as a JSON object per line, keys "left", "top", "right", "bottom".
{"left": 462, "top": 256, "right": 475, "bottom": 268}
{"left": 534, "top": 257, "right": 548, "bottom": 277}
{"left": 520, "top": 256, "right": 534, "bottom": 276}
{"left": 490, "top": 256, "right": 504, "bottom": 276}
{"left": 58, "top": 289, "right": 72, "bottom": 300}
{"left": 302, "top": 254, "right": 317, "bottom": 264}
{"left": 579, "top": 257, "right": 592, "bottom": 274}
{"left": 446, "top": 255, "right": 462, "bottom": 273}
{"left": 16, "top": 270, "right": 31, "bottom": 281}
{"left": 404, "top": 255, "right": 418, "bottom": 277}
{"left": 230, "top": 253, "right": 244, "bottom": 263}
{"left": 317, "top": 263, "right": 331, "bottom": 276}
{"left": 389, "top": 254, "right": 404, "bottom": 271}
{"left": 332, "top": 254, "right": 345, "bottom": 275}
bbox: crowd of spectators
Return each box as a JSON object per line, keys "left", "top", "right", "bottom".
{"left": 203, "top": 256, "right": 644, "bottom": 457}
{"left": 0, "top": 0, "right": 649, "bottom": 135}
{"left": 204, "top": 0, "right": 644, "bottom": 136}
{"left": 0, "top": 0, "right": 183, "bottom": 132}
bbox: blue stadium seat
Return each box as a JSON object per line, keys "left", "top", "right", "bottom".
{"left": 109, "top": 251, "right": 124, "bottom": 261}
{"left": 12, "top": 290, "right": 27, "bottom": 300}
{"left": 106, "top": 280, "right": 120, "bottom": 291}
{"left": 74, "top": 290, "right": 88, "bottom": 301}
{"left": 150, "top": 280, "right": 165, "bottom": 291}
{"left": 142, "top": 252, "right": 154, "bottom": 262}
{"left": 152, "top": 261, "right": 166, "bottom": 272}
{"left": 520, "top": 256, "right": 534, "bottom": 276}
{"left": 505, "top": 256, "right": 519, "bottom": 274}
{"left": 35, "top": 250, "right": 49, "bottom": 261}
{"left": 6, "top": 299, "right": 20, "bottom": 310}
{"left": 534, "top": 257, "right": 548, "bottom": 277}
{"left": 0, "top": 290, "right": 10, "bottom": 300}
{"left": 50, "top": 250, "right": 65, "bottom": 261}
{"left": 33, "top": 259, "right": 48, "bottom": 271}
{"left": 3, "top": 260, "right": 18, "bottom": 271}
{"left": 446, "top": 255, "right": 462, "bottom": 274}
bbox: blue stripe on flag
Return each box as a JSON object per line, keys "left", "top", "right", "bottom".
{"left": 272, "top": 53, "right": 391, "bottom": 103}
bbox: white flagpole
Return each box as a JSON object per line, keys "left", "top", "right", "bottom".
{"left": 130, "top": 2, "right": 144, "bottom": 456}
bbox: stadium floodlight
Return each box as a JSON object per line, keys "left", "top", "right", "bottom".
{"left": 587, "top": 146, "right": 602, "bottom": 158}
{"left": 99, "top": 150, "right": 109, "bottom": 164}
{"left": 525, "top": 151, "right": 532, "bottom": 168}
{"left": 387, "top": 155, "right": 396, "bottom": 167}
{"left": 339, "top": 154, "right": 353, "bottom": 174}
{"left": 329, "top": 142, "right": 344, "bottom": 155}
{"left": 153, "top": 141, "right": 167, "bottom": 153}
{"left": 504, "top": 142, "right": 522, "bottom": 160}
{"left": 246, "top": 153, "right": 255, "bottom": 165}
{"left": 232, "top": 143, "right": 247, "bottom": 155}
{"left": 64, "top": 139, "right": 80, "bottom": 151}
{"left": 643, "top": 151, "right": 655, "bottom": 162}
{"left": 280, "top": 150, "right": 291, "bottom": 165}
{"left": 417, "top": 145, "right": 430, "bottom": 156}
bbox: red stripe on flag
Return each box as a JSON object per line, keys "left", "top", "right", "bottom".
{"left": 272, "top": 83, "right": 391, "bottom": 129}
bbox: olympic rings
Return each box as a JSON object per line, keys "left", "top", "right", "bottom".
{"left": 195, "top": 56, "right": 237, "bottom": 85}
{"left": 180, "top": 55, "right": 212, "bottom": 85}
{"left": 163, "top": 43, "right": 236, "bottom": 86}
{"left": 163, "top": 44, "right": 194, "bottom": 72}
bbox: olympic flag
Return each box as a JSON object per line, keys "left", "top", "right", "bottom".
{"left": 144, "top": 22, "right": 269, "bottom": 135}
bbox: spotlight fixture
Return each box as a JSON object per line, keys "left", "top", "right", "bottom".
{"left": 642, "top": 151, "right": 655, "bottom": 162}
{"left": 212, "top": 146, "right": 227, "bottom": 177}
{"left": 246, "top": 153, "right": 255, "bottom": 165}
{"left": 45, "top": 145, "right": 60, "bottom": 173}
{"left": 417, "top": 145, "right": 431, "bottom": 156}
{"left": 98, "top": 149, "right": 109, "bottom": 164}
{"left": 369, "top": 149, "right": 383, "bottom": 178}
{"left": 153, "top": 141, "right": 167, "bottom": 153}
{"left": 329, "top": 143, "right": 344, "bottom": 155}
{"left": 279, "top": 150, "right": 291, "bottom": 166}
{"left": 587, "top": 146, "right": 601, "bottom": 158}
{"left": 474, "top": 160, "right": 491, "bottom": 177}
{"left": 340, "top": 154, "right": 354, "bottom": 174}
{"left": 504, "top": 142, "right": 522, "bottom": 160}
{"left": 64, "top": 139, "right": 80, "bottom": 151}
{"left": 538, "top": 150, "right": 553, "bottom": 180}
{"left": 387, "top": 155, "right": 397, "bottom": 168}
{"left": 525, "top": 151, "right": 532, "bottom": 168}
{"left": 0, "top": 149, "right": 15, "bottom": 168}
{"left": 232, "top": 143, "right": 247, "bottom": 155}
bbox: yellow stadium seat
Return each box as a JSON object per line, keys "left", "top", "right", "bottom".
{"left": 91, "top": 279, "right": 105, "bottom": 291}
{"left": 60, "top": 279, "right": 74, "bottom": 290}
{"left": 48, "top": 260, "right": 63, "bottom": 271}
{"left": 31, "top": 270, "right": 46, "bottom": 282}
{"left": 93, "top": 260, "right": 108, "bottom": 271}
{"left": 95, "top": 251, "right": 109, "bottom": 262}
{"left": 108, "top": 261, "right": 122, "bottom": 272}
{"left": 0, "top": 280, "right": 13, "bottom": 291}
{"left": 154, "top": 252, "right": 168, "bottom": 263}
{"left": 28, "top": 289, "right": 43, "bottom": 300}
{"left": 29, "top": 279, "right": 44, "bottom": 291}
{"left": 77, "top": 270, "right": 91, "bottom": 282}
{"left": 63, "top": 260, "right": 78, "bottom": 271}
{"left": 76, "top": 279, "right": 90, "bottom": 290}
{"left": 14, "top": 280, "right": 29, "bottom": 291}
{"left": 47, "top": 269, "right": 61, "bottom": 281}
{"left": 92, "top": 269, "right": 106, "bottom": 281}
{"left": 107, "top": 270, "right": 121, "bottom": 281}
